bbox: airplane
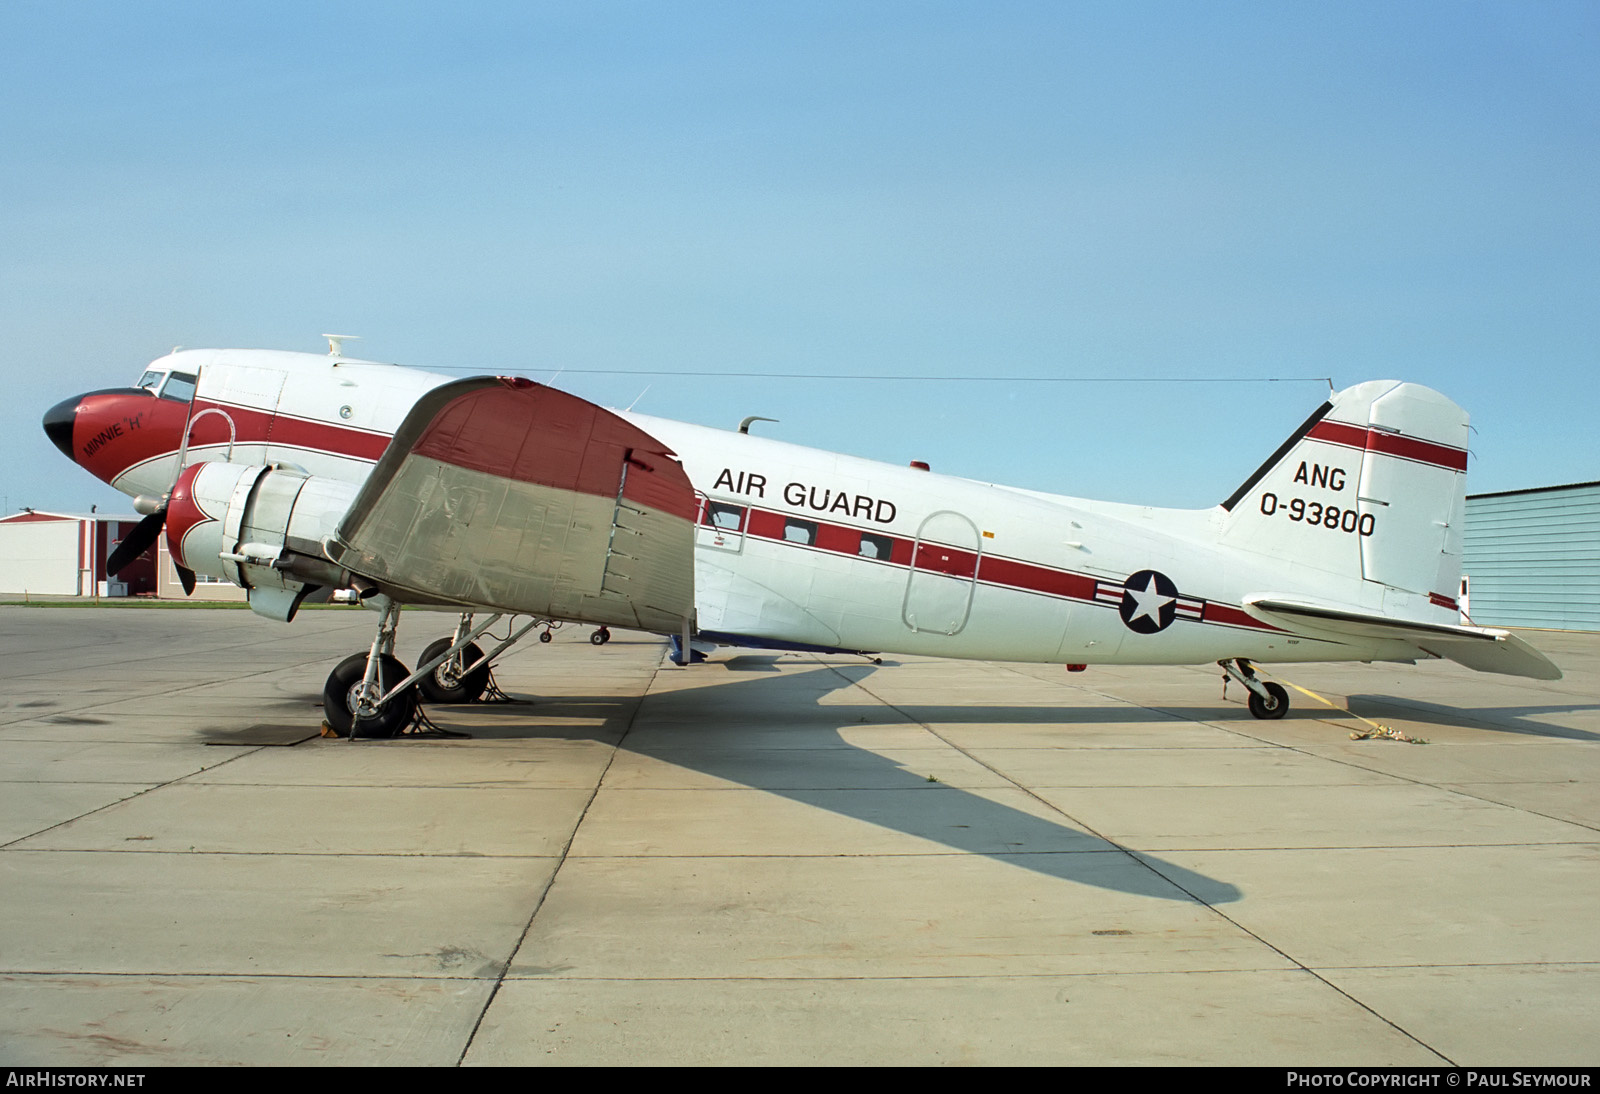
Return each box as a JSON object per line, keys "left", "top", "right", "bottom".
{"left": 41, "top": 343, "right": 1562, "bottom": 737}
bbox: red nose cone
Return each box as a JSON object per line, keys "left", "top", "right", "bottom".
{"left": 42, "top": 388, "right": 190, "bottom": 486}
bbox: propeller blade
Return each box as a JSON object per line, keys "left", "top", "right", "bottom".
{"left": 106, "top": 510, "right": 165, "bottom": 576}
{"left": 177, "top": 564, "right": 196, "bottom": 595}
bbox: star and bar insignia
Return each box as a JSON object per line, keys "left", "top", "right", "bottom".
{"left": 1094, "top": 569, "right": 1205, "bottom": 634}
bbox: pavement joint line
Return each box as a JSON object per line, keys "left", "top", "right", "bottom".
{"left": 10, "top": 842, "right": 1594, "bottom": 858}
{"left": 452, "top": 644, "right": 664, "bottom": 1067}
{"left": 1005, "top": 663, "right": 1598, "bottom": 846}
{"left": 5, "top": 961, "right": 1593, "bottom": 982}
{"left": 3, "top": 848, "right": 569, "bottom": 858}
{"left": 0, "top": 969, "right": 509, "bottom": 981}
{"left": 0, "top": 743, "right": 272, "bottom": 850}
{"left": 919, "top": 658, "right": 1458, "bottom": 1065}
{"left": 1222, "top": 715, "right": 1600, "bottom": 837}
{"left": 3, "top": 616, "right": 1591, "bottom": 1063}
{"left": 0, "top": 967, "right": 1388, "bottom": 982}
{"left": 1036, "top": 666, "right": 1600, "bottom": 836}
{"left": 814, "top": 657, "right": 1128, "bottom": 843}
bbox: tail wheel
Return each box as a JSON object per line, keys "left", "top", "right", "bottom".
{"left": 416, "top": 638, "right": 490, "bottom": 704}
{"left": 323, "top": 653, "right": 416, "bottom": 738}
{"left": 1247, "top": 681, "right": 1290, "bottom": 720}
{"left": 590, "top": 627, "right": 611, "bottom": 646}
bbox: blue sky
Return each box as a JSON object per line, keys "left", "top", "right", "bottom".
{"left": 3, "top": 0, "right": 1595, "bottom": 516}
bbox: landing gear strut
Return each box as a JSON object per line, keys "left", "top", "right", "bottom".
{"left": 323, "top": 607, "right": 553, "bottom": 738}
{"left": 417, "top": 637, "right": 490, "bottom": 704}
{"left": 324, "top": 652, "right": 415, "bottom": 737}
{"left": 323, "top": 601, "right": 417, "bottom": 738}
{"left": 1220, "top": 658, "right": 1290, "bottom": 720}
{"left": 414, "top": 613, "right": 492, "bottom": 704}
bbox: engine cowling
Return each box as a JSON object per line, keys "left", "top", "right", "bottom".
{"left": 165, "top": 462, "right": 360, "bottom": 621}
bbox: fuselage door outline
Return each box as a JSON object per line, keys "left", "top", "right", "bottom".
{"left": 902, "top": 509, "right": 982, "bottom": 636}
{"left": 696, "top": 494, "right": 748, "bottom": 554}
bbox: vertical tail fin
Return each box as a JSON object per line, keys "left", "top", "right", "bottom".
{"left": 1219, "top": 380, "right": 1468, "bottom": 611}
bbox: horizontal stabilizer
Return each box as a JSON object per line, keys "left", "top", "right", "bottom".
{"left": 1242, "top": 597, "right": 1563, "bottom": 681}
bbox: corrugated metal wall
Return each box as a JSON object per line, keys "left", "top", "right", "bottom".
{"left": 0, "top": 518, "right": 82, "bottom": 594}
{"left": 1463, "top": 481, "right": 1600, "bottom": 631}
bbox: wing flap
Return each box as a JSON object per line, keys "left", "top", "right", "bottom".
{"left": 332, "top": 377, "right": 696, "bottom": 632}
{"left": 1243, "top": 597, "right": 1562, "bottom": 681}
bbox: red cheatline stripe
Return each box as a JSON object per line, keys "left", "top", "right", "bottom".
{"left": 180, "top": 400, "right": 392, "bottom": 462}
{"left": 1202, "top": 602, "right": 1274, "bottom": 630}
{"left": 978, "top": 556, "right": 1098, "bottom": 602}
{"left": 74, "top": 393, "right": 392, "bottom": 485}
{"left": 1307, "top": 421, "right": 1467, "bottom": 472}
{"left": 1306, "top": 420, "right": 1368, "bottom": 451}
{"left": 702, "top": 498, "right": 1277, "bottom": 632}
{"left": 1365, "top": 431, "right": 1469, "bottom": 472}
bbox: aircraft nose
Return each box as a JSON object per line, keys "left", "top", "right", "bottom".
{"left": 42, "top": 394, "right": 81, "bottom": 462}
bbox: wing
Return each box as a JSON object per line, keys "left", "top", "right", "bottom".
{"left": 1242, "top": 596, "right": 1563, "bottom": 681}
{"left": 329, "top": 377, "right": 697, "bottom": 633}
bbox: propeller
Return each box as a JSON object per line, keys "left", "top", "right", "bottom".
{"left": 105, "top": 508, "right": 166, "bottom": 575}
{"left": 105, "top": 490, "right": 198, "bottom": 594}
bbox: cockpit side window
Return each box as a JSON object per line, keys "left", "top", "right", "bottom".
{"left": 160, "top": 372, "right": 198, "bottom": 404}
{"left": 137, "top": 369, "right": 166, "bottom": 394}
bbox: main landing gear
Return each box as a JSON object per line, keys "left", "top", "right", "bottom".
{"left": 322, "top": 601, "right": 415, "bottom": 738}
{"left": 324, "top": 651, "right": 415, "bottom": 738}
{"left": 417, "top": 638, "right": 490, "bottom": 704}
{"left": 1219, "top": 658, "right": 1290, "bottom": 720}
{"left": 321, "top": 605, "right": 545, "bottom": 738}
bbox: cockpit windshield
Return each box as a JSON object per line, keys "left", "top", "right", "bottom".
{"left": 134, "top": 369, "right": 198, "bottom": 403}
{"left": 162, "top": 372, "right": 197, "bottom": 404}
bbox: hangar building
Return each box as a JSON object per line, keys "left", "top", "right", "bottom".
{"left": 1462, "top": 481, "right": 1599, "bottom": 632}
{"left": 0, "top": 510, "right": 156, "bottom": 597}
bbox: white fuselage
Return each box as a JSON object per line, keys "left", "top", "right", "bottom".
{"left": 107, "top": 349, "right": 1434, "bottom": 668}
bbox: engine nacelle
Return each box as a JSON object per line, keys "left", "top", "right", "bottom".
{"left": 165, "top": 461, "right": 360, "bottom": 621}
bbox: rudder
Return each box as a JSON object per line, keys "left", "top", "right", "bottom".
{"left": 1219, "top": 380, "right": 1468, "bottom": 610}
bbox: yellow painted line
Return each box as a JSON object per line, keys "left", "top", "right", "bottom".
{"left": 1264, "top": 672, "right": 1427, "bottom": 744}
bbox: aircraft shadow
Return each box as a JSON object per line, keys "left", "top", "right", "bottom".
{"left": 1344, "top": 695, "right": 1600, "bottom": 742}
{"left": 442, "top": 659, "right": 1244, "bottom": 906}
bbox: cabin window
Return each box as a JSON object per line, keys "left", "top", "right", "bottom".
{"left": 783, "top": 518, "right": 817, "bottom": 545}
{"left": 859, "top": 533, "right": 893, "bottom": 560}
{"left": 705, "top": 501, "right": 746, "bottom": 531}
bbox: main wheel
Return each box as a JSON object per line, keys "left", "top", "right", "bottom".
{"left": 323, "top": 653, "right": 416, "bottom": 738}
{"left": 1247, "top": 681, "right": 1290, "bottom": 720}
{"left": 416, "top": 638, "right": 490, "bottom": 704}
{"left": 589, "top": 628, "right": 610, "bottom": 646}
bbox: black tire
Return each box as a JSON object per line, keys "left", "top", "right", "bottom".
{"left": 1247, "top": 681, "right": 1289, "bottom": 720}
{"left": 416, "top": 638, "right": 489, "bottom": 704}
{"left": 323, "top": 653, "right": 416, "bottom": 738}
{"left": 589, "top": 629, "right": 607, "bottom": 646}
